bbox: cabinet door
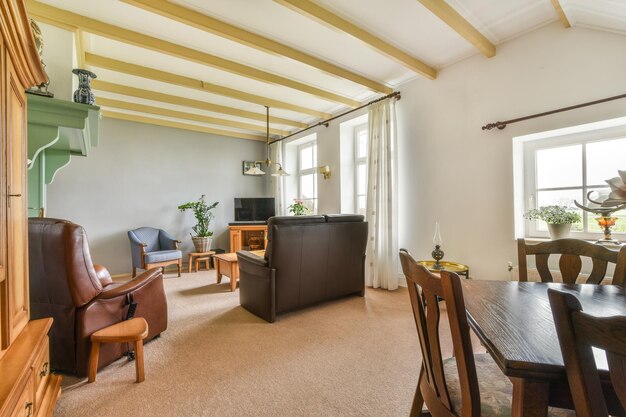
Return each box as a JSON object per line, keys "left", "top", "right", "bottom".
{"left": 5, "top": 53, "right": 28, "bottom": 344}
{"left": 0, "top": 35, "right": 5, "bottom": 352}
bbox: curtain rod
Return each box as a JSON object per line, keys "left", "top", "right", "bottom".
{"left": 482, "top": 93, "right": 626, "bottom": 131}
{"left": 269, "top": 91, "right": 401, "bottom": 144}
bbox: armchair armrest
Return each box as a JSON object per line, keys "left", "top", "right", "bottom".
{"left": 96, "top": 268, "right": 162, "bottom": 300}
{"left": 237, "top": 250, "right": 268, "bottom": 267}
{"left": 93, "top": 264, "right": 113, "bottom": 287}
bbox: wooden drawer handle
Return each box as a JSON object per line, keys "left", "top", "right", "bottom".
{"left": 39, "top": 361, "right": 49, "bottom": 377}
{"left": 25, "top": 402, "right": 33, "bottom": 417}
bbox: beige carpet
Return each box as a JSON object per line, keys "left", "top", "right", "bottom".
{"left": 54, "top": 270, "right": 459, "bottom": 417}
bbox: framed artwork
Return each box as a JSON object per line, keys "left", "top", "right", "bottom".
{"left": 242, "top": 161, "right": 264, "bottom": 176}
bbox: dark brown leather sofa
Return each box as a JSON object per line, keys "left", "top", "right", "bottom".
{"left": 28, "top": 218, "right": 168, "bottom": 376}
{"left": 237, "top": 214, "right": 367, "bottom": 322}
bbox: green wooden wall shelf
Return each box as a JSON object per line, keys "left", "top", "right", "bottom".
{"left": 27, "top": 93, "right": 100, "bottom": 217}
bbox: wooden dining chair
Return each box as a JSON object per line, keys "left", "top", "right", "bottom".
{"left": 517, "top": 238, "right": 626, "bottom": 285}
{"left": 399, "top": 249, "right": 511, "bottom": 417}
{"left": 549, "top": 289, "right": 626, "bottom": 417}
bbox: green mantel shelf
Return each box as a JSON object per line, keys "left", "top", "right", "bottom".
{"left": 27, "top": 93, "right": 100, "bottom": 217}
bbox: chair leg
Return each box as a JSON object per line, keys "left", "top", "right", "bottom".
{"left": 132, "top": 267, "right": 137, "bottom": 278}
{"left": 410, "top": 365, "right": 426, "bottom": 417}
{"left": 135, "top": 340, "right": 145, "bottom": 383}
{"left": 88, "top": 341, "right": 100, "bottom": 383}
{"left": 177, "top": 260, "right": 182, "bottom": 277}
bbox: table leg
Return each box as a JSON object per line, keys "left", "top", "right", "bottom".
{"left": 511, "top": 377, "right": 549, "bottom": 417}
{"left": 88, "top": 341, "right": 100, "bottom": 383}
{"left": 187, "top": 254, "right": 192, "bottom": 273}
{"left": 216, "top": 260, "right": 222, "bottom": 284}
{"left": 230, "top": 274, "right": 237, "bottom": 292}
{"left": 135, "top": 339, "right": 145, "bottom": 383}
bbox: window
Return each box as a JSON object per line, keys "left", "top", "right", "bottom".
{"left": 297, "top": 141, "right": 317, "bottom": 214}
{"left": 522, "top": 127, "right": 626, "bottom": 239}
{"left": 355, "top": 124, "right": 368, "bottom": 215}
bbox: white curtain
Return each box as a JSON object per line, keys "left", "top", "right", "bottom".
{"left": 270, "top": 142, "right": 286, "bottom": 216}
{"left": 365, "top": 99, "right": 398, "bottom": 290}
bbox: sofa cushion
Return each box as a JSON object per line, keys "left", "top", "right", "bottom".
{"left": 265, "top": 215, "right": 326, "bottom": 261}
{"left": 144, "top": 250, "right": 182, "bottom": 264}
{"left": 324, "top": 214, "right": 364, "bottom": 223}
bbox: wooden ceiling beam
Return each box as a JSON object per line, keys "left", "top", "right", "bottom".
{"left": 85, "top": 53, "right": 331, "bottom": 119}
{"left": 97, "top": 97, "right": 290, "bottom": 136}
{"left": 74, "top": 29, "right": 85, "bottom": 68}
{"left": 91, "top": 80, "right": 307, "bottom": 129}
{"left": 102, "top": 110, "right": 267, "bottom": 142}
{"left": 121, "top": 0, "right": 391, "bottom": 95}
{"left": 417, "top": 0, "right": 495, "bottom": 58}
{"left": 25, "top": 0, "right": 360, "bottom": 107}
{"left": 550, "top": 0, "right": 571, "bottom": 28}
{"left": 274, "top": 0, "right": 437, "bottom": 79}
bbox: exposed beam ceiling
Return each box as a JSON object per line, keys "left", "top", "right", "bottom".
{"left": 85, "top": 53, "right": 331, "bottom": 119}
{"left": 74, "top": 29, "right": 84, "bottom": 68}
{"left": 26, "top": 0, "right": 362, "bottom": 107}
{"left": 417, "top": 0, "right": 495, "bottom": 58}
{"left": 97, "top": 97, "right": 290, "bottom": 136}
{"left": 91, "top": 80, "right": 308, "bottom": 129}
{"left": 120, "top": 0, "right": 392, "bottom": 96}
{"left": 274, "top": 0, "right": 437, "bottom": 80}
{"left": 102, "top": 110, "right": 267, "bottom": 142}
{"left": 550, "top": 0, "right": 571, "bottom": 28}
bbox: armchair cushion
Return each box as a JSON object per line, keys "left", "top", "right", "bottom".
{"left": 144, "top": 250, "right": 182, "bottom": 264}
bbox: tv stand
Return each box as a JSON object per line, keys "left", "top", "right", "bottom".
{"left": 229, "top": 224, "right": 268, "bottom": 252}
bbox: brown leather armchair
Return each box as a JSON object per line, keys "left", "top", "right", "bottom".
{"left": 237, "top": 214, "right": 367, "bottom": 322}
{"left": 29, "top": 218, "right": 168, "bottom": 376}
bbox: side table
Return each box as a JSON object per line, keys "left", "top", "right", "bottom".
{"left": 416, "top": 260, "right": 469, "bottom": 278}
{"left": 187, "top": 251, "right": 216, "bottom": 273}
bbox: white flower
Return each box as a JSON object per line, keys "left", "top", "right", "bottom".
{"left": 603, "top": 170, "right": 626, "bottom": 206}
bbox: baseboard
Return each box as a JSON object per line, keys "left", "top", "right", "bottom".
{"left": 112, "top": 263, "right": 196, "bottom": 280}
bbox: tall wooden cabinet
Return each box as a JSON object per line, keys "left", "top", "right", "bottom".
{"left": 0, "top": 1, "right": 61, "bottom": 416}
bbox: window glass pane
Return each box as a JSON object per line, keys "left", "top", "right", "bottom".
{"left": 584, "top": 188, "right": 626, "bottom": 233}
{"left": 357, "top": 130, "right": 367, "bottom": 159}
{"left": 300, "top": 174, "right": 315, "bottom": 199}
{"left": 536, "top": 145, "right": 582, "bottom": 189}
{"left": 586, "top": 137, "right": 626, "bottom": 186}
{"left": 357, "top": 196, "right": 366, "bottom": 215}
{"left": 300, "top": 146, "right": 313, "bottom": 170}
{"left": 536, "top": 189, "right": 583, "bottom": 231}
{"left": 357, "top": 163, "right": 367, "bottom": 195}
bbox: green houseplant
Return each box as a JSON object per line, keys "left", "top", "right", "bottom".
{"left": 524, "top": 205, "right": 581, "bottom": 239}
{"left": 287, "top": 199, "right": 310, "bottom": 216}
{"left": 178, "top": 195, "right": 219, "bottom": 252}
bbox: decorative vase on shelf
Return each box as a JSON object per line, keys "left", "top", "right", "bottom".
{"left": 547, "top": 223, "right": 571, "bottom": 240}
{"left": 191, "top": 236, "right": 212, "bottom": 253}
{"left": 72, "top": 69, "right": 97, "bottom": 105}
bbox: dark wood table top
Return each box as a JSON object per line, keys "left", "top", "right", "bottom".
{"left": 461, "top": 280, "right": 626, "bottom": 381}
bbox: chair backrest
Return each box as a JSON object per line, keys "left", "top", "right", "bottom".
{"left": 129, "top": 227, "right": 161, "bottom": 252}
{"left": 399, "top": 249, "right": 480, "bottom": 417}
{"left": 517, "top": 238, "right": 626, "bottom": 285}
{"left": 549, "top": 289, "right": 626, "bottom": 417}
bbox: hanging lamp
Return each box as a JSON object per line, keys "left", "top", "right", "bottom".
{"left": 244, "top": 106, "right": 289, "bottom": 176}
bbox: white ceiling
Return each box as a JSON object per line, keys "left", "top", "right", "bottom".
{"left": 32, "top": 0, "right": 626, "bottom": 140}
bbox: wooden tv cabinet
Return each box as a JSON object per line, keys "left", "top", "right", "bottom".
{"left": 229, "top": 224, "right": 268, "bottom": 252}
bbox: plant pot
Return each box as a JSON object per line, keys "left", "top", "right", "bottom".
{"left": 547, "top": 223, "right": 571, "bottom": 240}
{"left": 191, "top": 236, "right": 212, "bottom": 253}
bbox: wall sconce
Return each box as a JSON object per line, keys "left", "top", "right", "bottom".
{"left": 318, "top": 165, "right": 331, "bottom": 180}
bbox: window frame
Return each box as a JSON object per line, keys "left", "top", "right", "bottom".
{"left": 297, "top": 140, "right": 318, "bottom": 214}
{"left": 523, "top": 126, "right": 626, "bottom": 240}
{"left": 354, "top": 123, "right": 368, "bottom": 216}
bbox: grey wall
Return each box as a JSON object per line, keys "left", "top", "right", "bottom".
{"left": 46, "top": 117, "right": 269, "bottom": 275}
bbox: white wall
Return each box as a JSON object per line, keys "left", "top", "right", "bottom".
{"left": 396, "top": 22, "right": 626, "bottom": 281}
{"left": 46, "top": 118, "right": 268, "bottom": 275}
{"left": 38, "top": 22, "right": 75, "bottom": 100}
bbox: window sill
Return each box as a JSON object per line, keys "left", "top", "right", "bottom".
{"left": 523, "top": 237, "right": 625, "bottom": 249}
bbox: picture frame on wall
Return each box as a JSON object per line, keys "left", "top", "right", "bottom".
{"left": 242, "top": 161, "right": 264, "bottom": 176}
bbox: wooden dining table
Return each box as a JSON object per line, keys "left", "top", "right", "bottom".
{"left": 461, "top": 280, "right": 626, "bottom": 417}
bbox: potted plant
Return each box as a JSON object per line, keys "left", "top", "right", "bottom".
{"left": 287, "top": 199, "right": 310, "bottom": 216}
{"left": 178, "top": 195, "right": 219, "bottom": 252}
{"left": 524, "top": 205, "right": 581, "bottom": 239}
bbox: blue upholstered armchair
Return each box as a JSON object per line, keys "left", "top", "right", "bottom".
{"left": 128, "top": 227, "right": 182, "bottom": 277}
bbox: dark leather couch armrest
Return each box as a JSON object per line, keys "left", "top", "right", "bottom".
{"left": 94, "top": 264, "right": 113, "bottom": 287}
{"left": 96, "top": 268, "right": 162, "bottom": 300}
{"left": 237, "top": 250, "right": 268, "bottom": 267}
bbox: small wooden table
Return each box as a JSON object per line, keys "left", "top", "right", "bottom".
{"left": 416, "top": 260, "right": 469, "bottom": 278}
{"left": 461, "top": 280, "right": 626, "bottom": 416}
{"left": 187, "top": 251, "right": 215, "bottom": 273}
{"left": 88, "top": 318, "right": 149, "bottom": 383}
{"left": 214, "top": 251, "right": 264, "bottom": 292}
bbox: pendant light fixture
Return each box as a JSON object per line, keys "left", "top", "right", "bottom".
{"left": 244, "top": 106, "right": 289, "bottom": 177}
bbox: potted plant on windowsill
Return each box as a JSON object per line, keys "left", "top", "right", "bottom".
{"left": 287, "top": 199, "right": 310, "bottom": 216}
{"left": 524, "top": 205, "right": 581, "bottom": 240}
{"left": 178, "top": 195, "right": 219, "bottom": 252}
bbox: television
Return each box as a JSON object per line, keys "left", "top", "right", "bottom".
{"left": 234, "top": 198, "right": 275, "bottom": 222}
